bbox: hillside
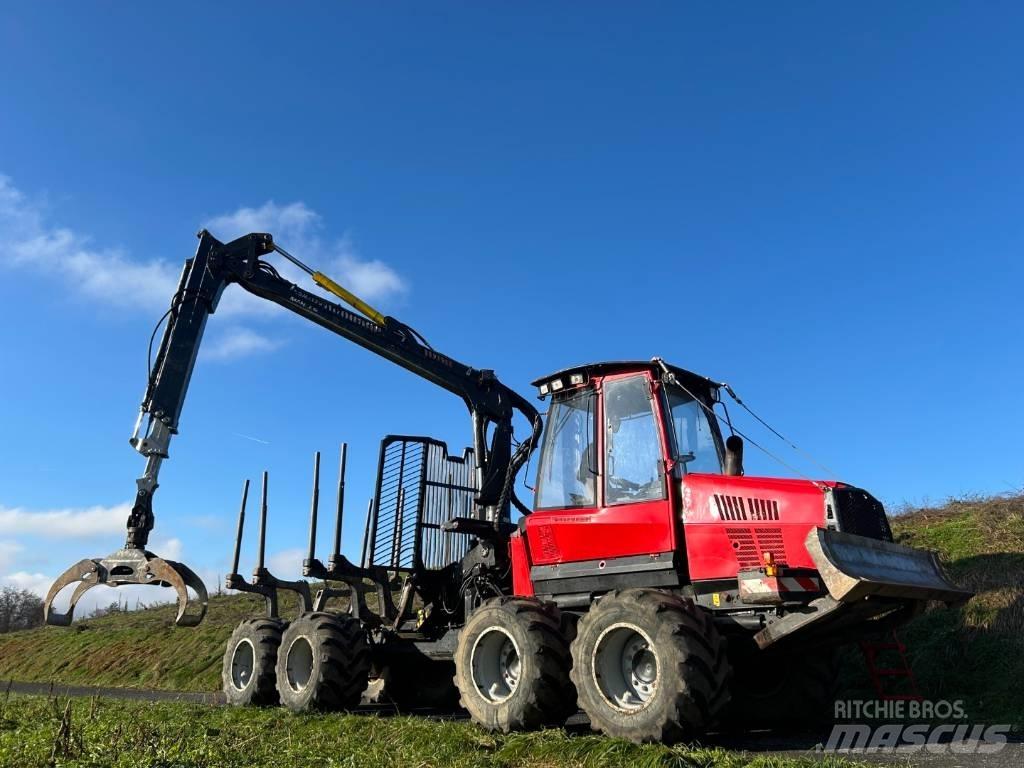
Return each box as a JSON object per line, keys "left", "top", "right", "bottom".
{"left": 0, "top": 494, "right": 1021, "bottom": 725}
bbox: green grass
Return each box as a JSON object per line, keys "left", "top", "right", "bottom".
{"left": 0, "top": 693, "right": 863, "bottom": 768}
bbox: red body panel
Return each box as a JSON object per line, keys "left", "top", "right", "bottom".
{"left": 523, "top": 498, "right": 676, "bottom": 566}
{"left": 681, "top": 473, "right": 833, "bottom": 580}
{"left": 510, "top": 532, "right": 534, "bottom": 596}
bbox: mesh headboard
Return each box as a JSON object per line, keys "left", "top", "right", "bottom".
{"left": 366, "top": 435, "right": 479, "bottom": 571}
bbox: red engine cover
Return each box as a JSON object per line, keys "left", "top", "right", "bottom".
{"left": 681, "top": 474, "right": 834, "bottom": 580}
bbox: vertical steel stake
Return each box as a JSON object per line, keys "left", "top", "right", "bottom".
{"left": 307, "top": 452, "right": 321, "bottom": 563}
{"left": 331, "top": 443, "right": 347, "bottom": 560}
{"left": 231, "top": 479, "right": 250, "bottom": 576}
{"left": 256, "top": 471, "right": 269, "bottom": 571}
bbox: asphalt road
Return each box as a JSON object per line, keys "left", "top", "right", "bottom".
{"left": 7, "top": 681, "right": 1020, "bottom": 767}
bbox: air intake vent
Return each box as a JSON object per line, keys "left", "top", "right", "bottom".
{"left": 726, "top": 526, "right": 788, "bottom": 568}
{"left": 714, "top": 494, "right": 780, "bottom": 522}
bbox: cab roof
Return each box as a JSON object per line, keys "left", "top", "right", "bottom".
{"left": 531, "top": 359, "right": 720, "bottom": 392}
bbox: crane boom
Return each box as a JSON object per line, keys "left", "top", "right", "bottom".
{"left": 44, "top": 230, "right": 540, "bottom": 626}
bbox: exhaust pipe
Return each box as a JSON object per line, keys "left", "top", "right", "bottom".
{"left": 724, "top": 435, "right": 744, "bottom": 476}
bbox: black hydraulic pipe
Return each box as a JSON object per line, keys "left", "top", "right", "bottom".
{"left": 256, "top": 471, "right": 269, "bottom": 570}
{"left": 307, "top": 452, "right": 320, "bottom": 563}
{"left": 231, "top": 479, "right": 250, "bottom": 575}
{"left": 331, "top": 443, "right": 347, "bottom": 559}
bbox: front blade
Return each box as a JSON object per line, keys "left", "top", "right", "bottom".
{"left": 806, "top": 527, "right": 973, "bottom": 605}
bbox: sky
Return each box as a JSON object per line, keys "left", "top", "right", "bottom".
{"left": 1, "top": 4, "right": 1021, "bottom": 613}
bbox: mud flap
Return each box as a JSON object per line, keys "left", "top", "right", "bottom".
{"left": 753, "top": 529, "right": 972, "bottom": 650}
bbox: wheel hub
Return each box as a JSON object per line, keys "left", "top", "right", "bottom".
{"left": 470, "top": 627, "right": 521, "bottom": 704}
{"left": 230, "top": 638, "right": 255, "bottom": 691}
{"left": 593, "top": 623, "right": 658, "bottom": 711}
{"left": 285, "top": 636, "right": 314, "bottom": 692}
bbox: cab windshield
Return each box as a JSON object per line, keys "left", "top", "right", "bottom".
{"left": 665, "top": 385, "right": 723, "bottom": 474}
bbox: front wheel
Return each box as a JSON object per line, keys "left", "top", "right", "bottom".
{"left": 454, "top": 598, "right": 575, "bottom": 731}
{"left": 570, "top": 589, "right": 731, "bottom": 744}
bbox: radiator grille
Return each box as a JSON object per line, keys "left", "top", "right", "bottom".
{"left": 831, "top": 487, "right": 893, "bottom": 542}
{"left": 367, "top": 436, "right": 478, "bottom": 572}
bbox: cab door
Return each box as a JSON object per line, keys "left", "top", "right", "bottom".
{"left": 525, "top": 372, "right": 677, "bottom": 566}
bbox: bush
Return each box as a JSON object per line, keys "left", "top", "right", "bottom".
{"left": 0, "top": 586, "right": 43, "bottom": 633}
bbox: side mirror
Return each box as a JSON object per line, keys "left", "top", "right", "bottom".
{"left": 724, "top": 435, "right": 744, "bottom": 477}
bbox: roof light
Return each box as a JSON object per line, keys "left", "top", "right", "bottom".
{"left": 570, "top": 373, "right": 584, "bottom": 385}
{"left": 538, "top": 382, "right": 550, "bottom": 396}
{"left": 550, "top": 378, "right": 564, "bottom": 392}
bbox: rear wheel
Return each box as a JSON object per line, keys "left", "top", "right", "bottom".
{"left": 222, "top": 618, "right": 285, "bottom": 706}
{"left": 570, "top": 589, "right": 731, "bottom": 744}
{"left": 275, "top": 612, "right": 370, "bottom": 713}
{"left": 454, "top": 597, "right": 575, "bottom": 731}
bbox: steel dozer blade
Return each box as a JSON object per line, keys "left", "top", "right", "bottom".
{"left": 806, "top": 528, "right": 973, "bottom": 605}
{"left": 754, "top": 528, "right": 972, "bottom": 649}
{"left": 44, "top": 548, "right": 208, "bottom": 627}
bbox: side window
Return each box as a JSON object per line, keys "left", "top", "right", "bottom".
{"left": 604, "top": 376, "right": 666, "bottom": 505}
{"left": 535, "top": 389, "right": 597, "bottom": 508}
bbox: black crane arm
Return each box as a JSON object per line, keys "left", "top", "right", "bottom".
{"left": 128, "top": 230, "right": 541, "bottom": 550}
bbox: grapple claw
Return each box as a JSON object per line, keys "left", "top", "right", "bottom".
{"left": 43, "top": 549, "right": 209, "bottom": 627}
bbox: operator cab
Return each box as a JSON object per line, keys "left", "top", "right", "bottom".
{"left": 522, "top": 361, "right": 728, "bottom": 584}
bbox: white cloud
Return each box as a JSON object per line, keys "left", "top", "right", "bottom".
{"left": 1, "top": 571, "right": 52, "bottom": 597}
{"left": 200, "top": 327, "right": 283, "bottom": 362}
{"left": 267, "top": 547, "right": 306, "bottom": 581}
{"left": 0, "top": 540, "right": 23, "bottom": 572}
{"left": 206, "top": 202, "right": 408, "bottom": 305}
{"left": 206, "top": 201, "right": 320, "bottom": 243}
{"left": 0, "top": 175, "right": 409, "bottom": 361}
{"left": 150, "top": 537, "right": 183, "bottom": 562}
{"left": 0, "top": 175, "right": 180, "bottom": 309}
{"left": 0, "top": 502, "right": 129, "bottom": 538}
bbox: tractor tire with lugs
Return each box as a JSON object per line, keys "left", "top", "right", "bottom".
{"left": 454, "top": 597, "right": 576, "bottom": 731}
{"left": 222, "top": 617, "right": 285, "bottom": 707}
{"left": 570, "top": 589, "right": 731, "bottom": 744}
{"left": 275, "top": 611, "right": 370, "bottom": 713}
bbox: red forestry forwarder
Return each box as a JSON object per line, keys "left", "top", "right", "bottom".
{"left": 45, "top": 232, "right": 970, "bottom": 743}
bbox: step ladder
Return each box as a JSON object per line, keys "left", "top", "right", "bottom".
{"left": 859, "top": 631, "right": 923, "bottom": 701}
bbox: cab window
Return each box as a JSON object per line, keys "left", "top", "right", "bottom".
{"left": 535, "top": 388, "right": 596, "bottom": 508}
{"left": 604, "top": 376, "right": 666, "bottom": 504}
{"left": 666, "top": 385, "right": 723, "bottom": 474}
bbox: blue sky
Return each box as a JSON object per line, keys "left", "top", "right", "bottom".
{"left": 1, "top": 4, "right": 1021, "bottom": 611}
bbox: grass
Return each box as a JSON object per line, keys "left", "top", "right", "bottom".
{"left": 0, "top": 693, "right": 864, "bottom": 768}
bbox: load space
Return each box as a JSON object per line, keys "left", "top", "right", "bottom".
{"left": 44, "top": 229, "right": 971, "bottom": 744}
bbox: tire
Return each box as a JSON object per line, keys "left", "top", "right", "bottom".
{"left": 383, "top": 658, "right": 461, "bottom": 711}
{"left": 454, "top": 597, "right": 576, "bottom": 731}
{"left": 570, "top": 589, "right": 731, "bottom": 744}
{"left": 725, "top": 644, "right": 840, "bottom": 731}
{"left": 275, "top": 611, "right": 371, "bottom": 713}
{"left": 222, "top": 618, "right": 285, "bottom": 707}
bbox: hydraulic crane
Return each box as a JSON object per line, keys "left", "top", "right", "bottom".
{"left": 44, "top": 230, "right": 540, "bottom": 626}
